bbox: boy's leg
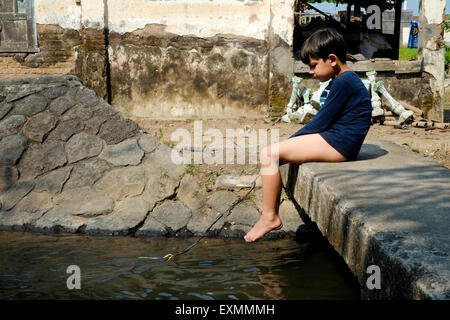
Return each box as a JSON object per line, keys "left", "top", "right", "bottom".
{"left": 244, "top": 133, "right": 345, "bottom": 242}
{"left": 278, "top": 133, "right": 346, "bottom": 164}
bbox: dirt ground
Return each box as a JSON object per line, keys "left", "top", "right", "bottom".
{"left": 133, "top": 114, "right": 450, "bottom": 187}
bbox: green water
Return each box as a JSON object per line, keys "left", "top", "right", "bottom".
{"left": 0, "top": 231, "right": 361, "bottom": 300}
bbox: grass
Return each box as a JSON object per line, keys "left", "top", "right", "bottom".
{"left": 444, "top": 90, "right": 450, "bottom": 110}
{"left": 445, "top": 45, "right": 450, "bottom": 69}
{"left": 399, "top": 47, "right": 418, "bottom": 61}
{"left": 398, "top": 46, "right": 450, "bottom": 83}
{"left": 184, "top": 164, "right": 199, "bottom": 175}
{"left": 398, "top": 45, "right": 450, "bottom": 64}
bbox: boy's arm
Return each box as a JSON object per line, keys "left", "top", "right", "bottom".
{"left": 290, "top": 79, "right": 352, "bottom": 138}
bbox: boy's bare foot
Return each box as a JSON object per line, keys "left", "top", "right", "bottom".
{"left": 244, "top": 216, "right": 283, "bottom": 242}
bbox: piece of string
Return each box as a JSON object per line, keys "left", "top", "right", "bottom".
{"left": 138, "top": 174, "right": 260, "bottom": 262}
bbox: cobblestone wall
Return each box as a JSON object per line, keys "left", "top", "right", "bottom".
{"left": 0, "top": 76, "right": 302, "bottom": 238}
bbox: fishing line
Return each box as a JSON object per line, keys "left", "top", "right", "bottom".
{"left": 138, "top": 175, "right": 259, "bottom": 262}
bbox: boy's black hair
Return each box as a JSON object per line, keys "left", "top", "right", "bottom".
{"left": 299, "top": 28, "right": 347, "bottom": 64}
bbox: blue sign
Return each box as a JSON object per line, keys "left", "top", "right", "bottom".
{"left": 408, "top": 21, "right": 419, "bottom": 49}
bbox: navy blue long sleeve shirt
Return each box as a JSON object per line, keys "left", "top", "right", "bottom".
{"left": 290, "top": 71, "right": 372, "bottom": 161}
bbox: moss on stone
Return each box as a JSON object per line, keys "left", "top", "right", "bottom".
{"left": 269, "top": 87, "right": 288, "bottom": 117}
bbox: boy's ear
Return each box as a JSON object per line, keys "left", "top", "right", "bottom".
{"left": 328, "top": 54, "right": 339, "bottom": 66}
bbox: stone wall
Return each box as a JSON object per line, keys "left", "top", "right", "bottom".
{"left": 0, "top": 76, "right": 302, "bottom": 238}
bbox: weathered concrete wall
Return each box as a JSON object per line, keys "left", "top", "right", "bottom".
{"left": 1, "top": 0, "right": 444, "bottom": 119}
{"left": 105, "top": 0, "right": 294, "bottom": 118}
{"left": 268, "top": 0, "right": 295, "bottom": 116}
{"left": 107, "top": 0, "right": 269, "bottom": 39}
{"left": 36, "top": 0, "right": 108, "bottom": 100}
{"left": 108, "top": 27, "right": 268, "bottom": 118}
{"left": 418, "top": 0, "right": 446, "bottom": 122}
{"left": 0, "top": 0, "right": 295, "bottom": 118}
{"left": 104, "top": 0, "right": 269, "bottom": 118}
{"left": 280, "top": 141, "right": 450, "bottom": 299}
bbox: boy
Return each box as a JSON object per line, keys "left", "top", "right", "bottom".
{"left": 244, "top": 28, "right": 372, "bottom": 242}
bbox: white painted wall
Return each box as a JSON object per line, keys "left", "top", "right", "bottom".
{"left": 81, "top": 0, "right": 105, "bottom": 29}
{"left": 33, "top": 0, "right": 295, "bottom": 45}
{"left": 402, "top": 27, "right": 410, "bottom": 46}
{"left": 108, "top": 0, "right": 270, "bottom": 40}
{"left": 35, "top": 0, "right": 103, "bottom": 29}
{"left": 419, "top": 0, "right": 446, "bottom": 24}
{"left": 271, "top": 0, "right": 294, "bottom": 45}
{"left": 35, "top": 0, "right": 81, "bottom": 30}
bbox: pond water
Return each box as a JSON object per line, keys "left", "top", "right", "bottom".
{"left": 0, "top": 231, "right": 361, "bottom": 300}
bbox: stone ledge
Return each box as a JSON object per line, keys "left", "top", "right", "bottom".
{"left": 0, "top": 75, "right": 81, "bottom": 86}
{"left": 294, "top": 60, "right": 422, "bottom": 74}
{"left": 280, "top": 140, "right": 450, "bottom": 300}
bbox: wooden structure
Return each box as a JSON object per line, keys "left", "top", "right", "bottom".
{"left": 0, "top": 0, "right": 38, "bottom": 53}
{"left": 297, "top": 0, "right": 405, "bottom": 60}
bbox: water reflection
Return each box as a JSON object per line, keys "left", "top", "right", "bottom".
{"left": 0, "top": 231, "right": 360, "bottom": 300}
{"left": 243, "top": 273, "right": 285, "bottom": 300}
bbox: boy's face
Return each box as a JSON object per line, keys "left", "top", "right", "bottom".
{"left": 307, "top": 56, "right": 335, "bottom": 82}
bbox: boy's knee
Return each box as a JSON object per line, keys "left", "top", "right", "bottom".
{"left": 260, "top": 145, "right": 278, "bottom": 165}
{"left": 260, "top": 145, "right": 271, "bottom": 160}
